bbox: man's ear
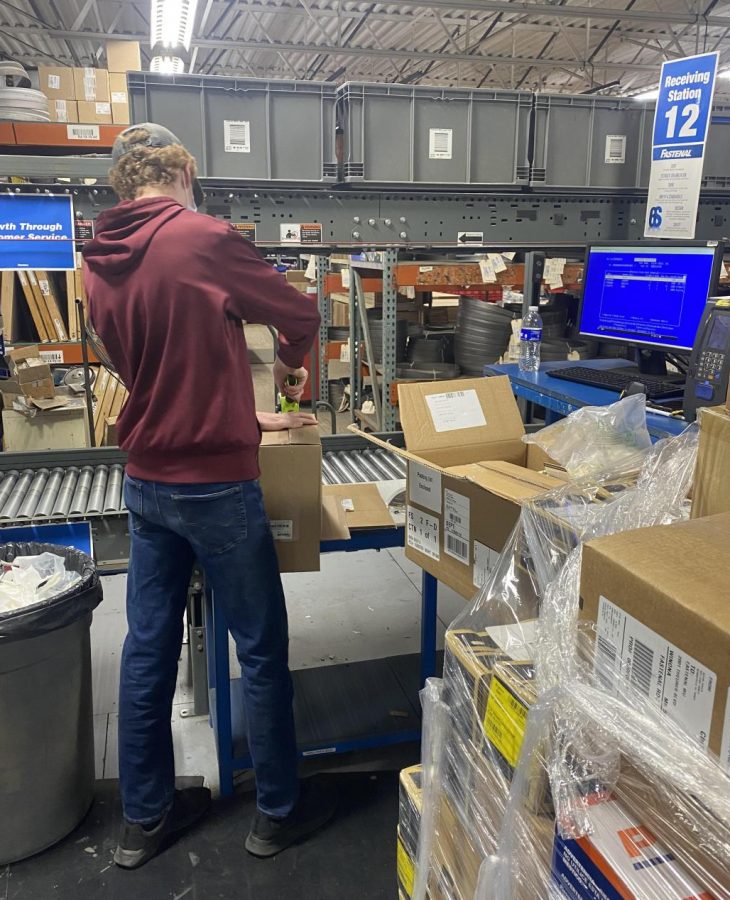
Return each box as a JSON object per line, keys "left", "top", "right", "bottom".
{"left": 180, "top": 165, "right": 191, "bottom": 190}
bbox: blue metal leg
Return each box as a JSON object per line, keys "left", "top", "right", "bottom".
{"left": 420, "top": 571, "right": 438, "bottom": 687}
{"left": 544, "top": 407, "right": 563, "bottom": 425}
{"left": 211, "top": 594, "right": 236, "bottom": 798}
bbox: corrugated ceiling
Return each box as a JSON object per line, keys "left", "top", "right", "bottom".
{"left": 2, "top": 0, "right": 730, "bottom": 96}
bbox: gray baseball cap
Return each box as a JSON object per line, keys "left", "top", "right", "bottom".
{"left": 111, "top": 122, "right": 205, "bottom": 206}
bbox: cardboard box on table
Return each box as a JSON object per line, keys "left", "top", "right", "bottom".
{"left": 359, "top": 377, "right": 562, "bottom": 599}
{"left": 579, "top": 512, "right": 730, "bottom": 763}
{"left": 692, "top": 404, "right": 730, "bottom": 519}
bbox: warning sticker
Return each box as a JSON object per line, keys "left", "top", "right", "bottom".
{"left": 232, "top": 222, "right": 257, "bottom": 241}
{"left": 74, "top": 219, "right": 95, "bottom": 242}
{"left": 406, "top": 507, "right": 439, "bottom": 560}
{"left": 280, "top": 223, "right": 323, "bottom": 244}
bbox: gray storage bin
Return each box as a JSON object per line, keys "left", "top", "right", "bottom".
{"left": 128, "top": 72, "right": 338, "bottom": 182}
{"left": 638, "top": 101, "right": 730, "bottom": 191}
{"left": 531, "top": 93, "right": 652, "bottom": 189}
{"left": 338, "top": 82, "right": 532, "bottom": 185}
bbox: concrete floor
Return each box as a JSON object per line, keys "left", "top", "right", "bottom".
{"left": 91, "top": 549, "right": 468, "bottom": 793}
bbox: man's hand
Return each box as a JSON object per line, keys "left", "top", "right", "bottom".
{"left": 257, "top": 411, "right": 318, "bottom": 432}
{"left": 273, "top": 357, "right": 308, "bottom": 403}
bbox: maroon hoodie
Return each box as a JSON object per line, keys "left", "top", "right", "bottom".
{"left": 83, "top": 197, "right": 320, "bottom": 483}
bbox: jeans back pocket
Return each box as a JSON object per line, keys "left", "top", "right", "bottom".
{"left": 170, "top": 485, "right": 247, "bottom": 556}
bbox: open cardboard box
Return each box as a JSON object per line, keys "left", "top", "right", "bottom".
{"left": 356, "top": 377, "right": 562, "bottom": 599}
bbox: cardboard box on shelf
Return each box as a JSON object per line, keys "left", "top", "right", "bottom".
{"left": 580, "top": 512, "right": 730, "bottom": 763}
{"left": 73, "top": 67, "right": 110, "bottom": 102}
{"left": 5, "top": 345, "right": 55, "bottom": 401}
{"left": 48, "top": 99, "right": 79, "bottom": 123}
{"left": 77, "top": 101, "right": 113, "bottom": 125}
{"left": 359, "top": 377, "right": 562, "bottom": 599}
{"left": 3, "top": 406, "right": 89, "bottom": 452}
{"left": 109, "top": 72, "right": 130, "bottom": 124}
{"left": 258, "top": 426, "right": 322, "bottom": 572}
{"left": 38, "top": 66, "right": 75, "bottom": 100}
{"left": 106, "top": 40, "right": 141, "bottom": 73}
{"left": 692, "top": 404, "right": 730, "bottom": 519}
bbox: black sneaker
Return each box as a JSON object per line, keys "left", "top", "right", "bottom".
{"left": 114, "top": 786, "right": 212, "bottom": 870}
{"left": 245, "top": 779, "right": 337, "bottom": 858}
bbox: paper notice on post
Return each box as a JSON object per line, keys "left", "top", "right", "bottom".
{"left": 425, "top": 389, "right": 486, "bottom": 433}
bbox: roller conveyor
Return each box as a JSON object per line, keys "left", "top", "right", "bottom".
{"left": 0, "top": 434, "right": 406, "bottom": 569}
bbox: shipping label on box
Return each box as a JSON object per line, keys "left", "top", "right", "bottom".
{"left": 406, "top": 506, "right": 439, "bottom": 560}
{"left": 408, "top": 460, "right": 441, "bottom": 513}
{"left": 595, "top": 596, "right": 717, "bottom": 750}
{"left": 443, "top": 489, "right": 469, "bottom": 564}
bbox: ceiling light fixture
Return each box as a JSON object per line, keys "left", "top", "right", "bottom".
{"left": 151, "top": 0, "right": 199, "bottom": 51}
{"left": 150, "top": 55, "right": 186, "bottom": 74}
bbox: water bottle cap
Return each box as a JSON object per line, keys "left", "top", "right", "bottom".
{"left": 528, "top": 305, "right": 539, "bottom": 311}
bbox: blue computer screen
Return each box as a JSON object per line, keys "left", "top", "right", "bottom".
{"left": 0, "top": 195, "right": 75, "bottom": 271}
{"left": 579, "top": 245, "right": 717, "bottom": 352}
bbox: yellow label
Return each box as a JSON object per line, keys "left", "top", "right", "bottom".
{"left": 396, "top": 836, "right": 415, "bottom": 898}
{"left": 483, "top": 675, "right": 528, "bottom": 770}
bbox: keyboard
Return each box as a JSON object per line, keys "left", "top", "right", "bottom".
{"left": 547, "top": 366, "right": 685, "bottom": 400}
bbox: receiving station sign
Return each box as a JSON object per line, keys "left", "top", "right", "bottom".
{"left": 0, "top": 195, "right": 75, "bottom": 271}
{"left": 644, "top": 51, "right": 719, "bottom": 239}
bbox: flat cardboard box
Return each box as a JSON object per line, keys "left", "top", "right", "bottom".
{"left": 322, "top": 482, "right": 398, "bottom": 530}
{"left": 258, "top": 427, "right": 322, "bottom": 572}
{"left": 106, "top": 40, "right": 141, "bottom": 72}
{"left": 77, "top": 101, "right": 113, "bottom": 125}
{"left": 692, "top": 404, "right": 730, "bottom": 519}
{"left": 49, "top": 99, "right": 79, "bottom": 123}
{"left": 358, "top": 377, "right": 562, "bottom": 599}
{"left": 73, "top": 67, "right": 110, "bottom": 102}
{"left": 579, "top": 513, "right": 730, "bottom": 762}
{"left": 38, "top": 66, "right": 75, "bottom": 101}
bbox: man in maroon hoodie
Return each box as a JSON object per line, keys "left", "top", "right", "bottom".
{"left": 83, "top": 124, "right": 333, "bottom": 869}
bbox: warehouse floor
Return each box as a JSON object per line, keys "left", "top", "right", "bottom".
{"left": 1, "top": 552, "right": 467, "bottom": 900}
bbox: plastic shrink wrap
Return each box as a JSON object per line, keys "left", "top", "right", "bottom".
{"left": 401, "top": 397, "right": 720, "bottom": 900}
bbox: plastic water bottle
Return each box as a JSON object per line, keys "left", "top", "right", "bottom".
{"left": 518, "top": 306, "right": 543, "bottom": 373}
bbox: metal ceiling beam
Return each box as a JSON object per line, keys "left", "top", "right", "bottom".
{"left": 4, "top": 27, "right": 681, "bottom": 72}
{"left": 88, "top": 0, "right": 730, "bottom": 27}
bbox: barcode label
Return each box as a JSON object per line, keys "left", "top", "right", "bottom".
{"left": 595, "top": 635, "right": 618, "bottom": 690}
{"left": 445, "top": 534, "right": 468, "bottom": 561}
{"left": 429, "top": 127, "right": 453, "bottom": 160}
{"left": 596, "top": 596, "right": 716, "bottom": 750}
{"left": 605, "top": 134, "right": 626, "bottom": 164}
{"left": 39, "top": 350, "right": 64, "bottom": 364}
{"left": 629, "top": 637, "right": 654, "bottom": 697}
{"left": 67, "top": 124, "right": 100, "bottom": 141}
{"left": 444, "top": 489, "right": 469, "bottom": 563}
{"left": 224, "top": 120, "right": 251, "bottom": 153}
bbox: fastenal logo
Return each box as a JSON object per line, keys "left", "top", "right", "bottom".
{"left": 648, "top": 206, "right": 663, "bottom": 228}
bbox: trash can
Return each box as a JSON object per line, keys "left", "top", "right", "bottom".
{"left": 0, "top": 543, "right": 102, "bottom": 864}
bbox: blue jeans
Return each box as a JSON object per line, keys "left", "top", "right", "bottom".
{"left": 119, "top": 476, "right": 299, "bottom": 824}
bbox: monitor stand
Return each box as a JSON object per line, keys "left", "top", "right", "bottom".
{"left": 635, "top": 348, "right": 668, "bottom": 376}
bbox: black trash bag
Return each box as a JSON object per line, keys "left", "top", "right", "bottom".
{"left": 0, "top": 542, "right": 102, "bottom": 642}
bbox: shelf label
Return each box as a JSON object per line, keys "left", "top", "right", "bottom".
{"left": 224, "top": 120, "right": 251, "bottom": 153}
{"left": 429, "top": 127, "right": 453, "bottom": 159}
{"left": 39, "top": 350, "right": 64, "bottom": 364}
{"left": 605, "top": 134, "right": 627, "bottom": 164}
{"left": 645, "top": 51, "right": 719, "bottom": 239}
{"left": 67, "top": 124, "right": 100, "bottom": 141}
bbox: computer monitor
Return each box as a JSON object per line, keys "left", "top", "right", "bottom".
{"left": 578, "top": 241, "right": 723, "bottom": 371}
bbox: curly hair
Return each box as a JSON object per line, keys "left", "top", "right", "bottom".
{"left": 109, "top": 129, "right": 198, "bottom": 200}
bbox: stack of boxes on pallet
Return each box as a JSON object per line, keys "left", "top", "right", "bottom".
{"left": 37, "top": 40, "right": 139, "bottom": 126}
{"left": 394, "top": 379, "right": 730, "bottom": 899}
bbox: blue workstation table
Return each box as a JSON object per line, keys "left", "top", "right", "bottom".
{"left": 207, "top": 526, "right": 440, "bottom": 797}
{"left": 484, "top": 359, "right": 689, "bottom": 440}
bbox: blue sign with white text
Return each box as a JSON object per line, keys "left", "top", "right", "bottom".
{"left": 652, "top": 52, "right": 718, "bottom": 161}
{"left": 0, "top": 194, "right": 75, "bottom": 271}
